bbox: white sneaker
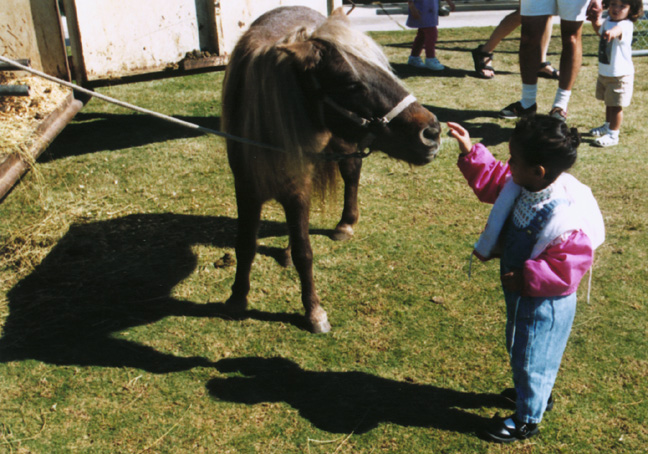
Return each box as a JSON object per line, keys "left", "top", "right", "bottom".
{"left": 425, "top": 57, "right": 445, "bottom": 71}
{"left": 590, "top": 125, "right": 609, "bottom": 137}
{"left": 408, "top": 56, "right": 425, "bottom": 68}
{"left": 594, "top": 133, "right": 619, "bottom": 147}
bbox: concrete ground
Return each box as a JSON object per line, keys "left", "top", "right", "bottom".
{"left": 343, "top": 3, "right": 560, "bottom": 32}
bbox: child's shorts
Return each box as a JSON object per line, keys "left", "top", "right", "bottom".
{"left": 521, "top": 0, "right": 589, "bottom": 21}
{"left": 596, "top": 74, "right": 634, "bottom": 107}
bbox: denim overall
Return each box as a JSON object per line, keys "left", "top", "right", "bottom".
{"left": 500, "top": 198, "right": 577, "bottom": 424}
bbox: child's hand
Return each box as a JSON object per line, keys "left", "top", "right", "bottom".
{"left": 602, "top": 25, "right": 623, "bottom": 41}
{"left": 501, "top": 270, "right": 524, "bottom": 292}
{"left": 446, "top": 122, "right": 473, "bottom": 155}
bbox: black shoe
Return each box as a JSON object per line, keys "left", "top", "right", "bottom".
{"left": 499, "top": 101, "right": 537, "bottom": 119}
{"left": 483, "top": 414, "right": 539, "bottom": 443}
{"left": 500, "top": 388, "right": 554, "bottom": 412}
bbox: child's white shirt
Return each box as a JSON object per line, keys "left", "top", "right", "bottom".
{"left": 598, "top": 18, "right": 634, "bottom": 77}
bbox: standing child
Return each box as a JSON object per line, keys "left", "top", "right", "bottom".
{"left": 589, "top": 0, "right": 643, "bottom": 147}
{"left": 447, "top": 116, "right": 605, "bottom": 443}
{"left": 406, "top": 0, "right": 455, "bottom": 71}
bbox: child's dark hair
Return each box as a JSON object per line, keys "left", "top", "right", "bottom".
{"left": 511, "top": 114, "right": 580, "bottom": 183}
{"left": 603, "top": 0, "right": 644, "bottom": 21}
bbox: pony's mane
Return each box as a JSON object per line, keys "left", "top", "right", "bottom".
{"left": 311, "top": 14, "right": 397, "bottom": 82}
{"left": 222, "top": 11, "right": 396, "bottom": 197}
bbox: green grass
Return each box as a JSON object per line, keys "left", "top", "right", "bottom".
{"left": 0, "top": 25, "right": 646, "bottom": 453}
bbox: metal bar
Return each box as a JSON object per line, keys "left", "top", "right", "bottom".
{"left": 0, "top": 85, "right": 30, "bottom": 96}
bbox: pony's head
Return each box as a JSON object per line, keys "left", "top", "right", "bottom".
{"left": 278, "top": 9, "right": 441, "bottom": 165}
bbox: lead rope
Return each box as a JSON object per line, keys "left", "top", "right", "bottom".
{"left": 0, "top": 54, "right": 286, "bottom": 154}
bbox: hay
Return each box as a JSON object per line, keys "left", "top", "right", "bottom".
{"left": 0, "top": 71, "right": 72, "bottom": 164}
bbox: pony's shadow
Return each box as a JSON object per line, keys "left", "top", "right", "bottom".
{"left": 207, "top": 356, "right": 509, "bottom": 434}
{"left": 0, "top": 213, "right": 325, "bottom": 373}
{"left": 42, "top": 112, "right": 222, "bottom": 162}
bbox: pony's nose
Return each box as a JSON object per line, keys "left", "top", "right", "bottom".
{"left": 420, "top": 124, "right": 440, "bottom": 147}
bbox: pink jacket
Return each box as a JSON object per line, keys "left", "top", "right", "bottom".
{"left": 458, "top": 144, "right": 597, "bottom": 298}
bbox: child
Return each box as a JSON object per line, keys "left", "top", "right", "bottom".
{"left": 406, "top": 0, "right": 455, "bottom": 71}
{"left": 589, "top": 0, "right": 643, "bottom": 147}
{"left": 447, "top": 116, "right": 605, "bottom": 443}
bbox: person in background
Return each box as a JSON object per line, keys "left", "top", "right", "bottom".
{"left": 499, "top": 0, "right": 603, "bottom": 121}
{"left": 588, "top": 0, "right": 643, "bottom": 147}
{"left": 447, "top": 116, "right": 605, "bottom": 443}
{"left": 407, "top": 0, "right": 456, "bottom": 71}
{"left": 472, "top": 8, "right": 559, "bottom": 80}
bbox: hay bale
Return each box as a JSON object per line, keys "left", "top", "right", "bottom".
{"left": 0, "top": 72, "right": 72, "bottom": 165}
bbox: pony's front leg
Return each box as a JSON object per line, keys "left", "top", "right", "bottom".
{"left": 280, "top": 195, "right": 331, "bottom": 333}
{"left": 226, "top": 194, "right": 262, "bottom": 314}
{"left": 333, "top": 156, "right": 362, "bottom": 241}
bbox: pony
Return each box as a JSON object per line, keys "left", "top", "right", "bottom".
{"left": 221, "top": 6, "right": 441, "bottom": 333}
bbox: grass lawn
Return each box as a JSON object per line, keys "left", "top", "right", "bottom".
{"left": 0, "top": 23, "right": 646, "bottom": 453}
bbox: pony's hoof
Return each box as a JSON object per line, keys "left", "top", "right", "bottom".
{"left": 331, "top": 224, "right": 354, "bottom": 241}
{"left": 224, "top": 296, "right": 248, "bottom": 316}
{"left": 308, "top": 308, "right": 331, "bottom": 333}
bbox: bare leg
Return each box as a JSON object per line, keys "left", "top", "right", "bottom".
{"left": 477, "top": 9, "right": 521, "bottom": 78}
{"left": 557, "top": 20, "right": 584, "bottom": 91}
{"left": 482, "top": 9, "right": 521, "bottom": 54}
{"left": 538, "top": 18, "right": 560, "bottom": 78}
{"left": 520, "top": 15, "right": 551, "bottom": 86}
{"left": 607, "top": 105, "right": 623, "bottom": 130}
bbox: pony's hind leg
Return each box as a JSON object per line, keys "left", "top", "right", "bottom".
{"left": 280, "top": 193, "right": 331, "bottom": 333}
{"left": 333, "top": 156, "right": 362, "bottom": 241}
{"left": 226, "top": 194, "right": 263, "bottom": 315}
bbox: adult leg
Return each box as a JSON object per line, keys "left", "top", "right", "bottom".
{"left": 474, "top": 9, "right": 521, "bottom": 78}
{"left": 550, "top": 19, "right": 584, "bottom": 117}
{"left": 538, "top": 18, "right": 560, "bottom": 78}
{"left": 482, "top": 9, "right": 522, "bottom": 54}
{"left": 499, "top": 14, "right": 549, "bottom": 117}
{"left": 520, "top": 15, "right": 550, "bottom": 86}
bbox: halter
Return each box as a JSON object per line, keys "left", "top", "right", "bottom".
{"left": 311, "top": 75, "right": 418, "bottom": 161}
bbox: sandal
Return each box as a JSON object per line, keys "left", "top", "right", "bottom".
{"left": 538, "top": 61, "right": 559, "bottom": 79}
{"left": 472, "top": 45, "right": 494, "bottom": 79}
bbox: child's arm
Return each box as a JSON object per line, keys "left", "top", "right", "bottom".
{"left": 521, "top": 231, "right": 594, "bottom": 297}
{"left": 602, "top": 24, "right": 624, "bottom": 41}
{"left": 444, "top": 0, "right": 456, "bottom": 12}
{"left": 448, "top": 122, "right": 511, "bottom": 204}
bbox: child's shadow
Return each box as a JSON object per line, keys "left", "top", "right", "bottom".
{"left": 207, "top": 356, "right": 511, "bottom": 434}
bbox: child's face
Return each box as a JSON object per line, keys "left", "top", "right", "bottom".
{"left": 608, "top": 0, "right": 631, "bottom": 21}
{"left": 508, "top": 141, "right": 546, "bottom": 191}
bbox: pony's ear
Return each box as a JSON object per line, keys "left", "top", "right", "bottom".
{"left": 330, "top": 7, "right": 348, "bottom": 18}
{"left": 278, "top": 40, "right": 323, "bottom": 70}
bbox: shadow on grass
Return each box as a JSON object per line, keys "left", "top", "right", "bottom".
{"left": 423, "top": 104, "right": 514, "bottom": 147}
{"left": 207, "top": 356, "right": 509, "bottom": 434}
{"left": 0, "top": 213, "right": 338, "bottom": 373}
{"left": 42, "top": 112, "right": 222, "bottom": 162}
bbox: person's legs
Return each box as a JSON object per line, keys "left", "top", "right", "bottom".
{"left": 607, "top": 105, "right": 623, "bottom": 131}
{"left": 511, "top": 295, "right": 576, "bottom": 424}
{"left": 550, "top": 0, "right": 590, "bottom": 118}
{"left": 410, "top": 28, "right": 425, "bottom": 57}
{"left": 423, "top": 26, "right": 439, "bottom": 59}
{"left": 483, "top": 9, "right": 522, "bottom": 53}
{"left": 408, "top": 28, "right": 426, "bottom": 67}
{"left": 538, "top": 18, "right": 560, "bottom": 78}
